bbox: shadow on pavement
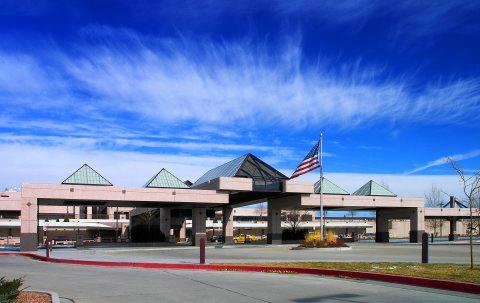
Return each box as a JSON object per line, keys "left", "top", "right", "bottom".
{"left": 293, "top": 293, "right": 366, "bottom": 303}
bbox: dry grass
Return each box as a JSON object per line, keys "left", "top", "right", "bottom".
{"left": 221, "top": 262, "right": 480, "bottom": 284}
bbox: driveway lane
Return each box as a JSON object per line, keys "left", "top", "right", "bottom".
{"left": 1, "top": 256, "right": 478, "bottom": 303}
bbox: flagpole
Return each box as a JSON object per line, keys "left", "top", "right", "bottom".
{"left": 319, "top": 133, "right": 324, "bottom": 239}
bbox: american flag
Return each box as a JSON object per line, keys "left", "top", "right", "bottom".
{"left": 290, "top": 141, "right": 320, "bottom": 179}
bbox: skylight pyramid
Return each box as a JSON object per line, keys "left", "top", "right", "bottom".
{"left": 192, "top": 153, "right": 287, "bottom": 190}
{"left": 314, "top": 177, "right": 349, "bottom": 195}
{"left": 353, "top": 180, "right": 396, "bottom": 197}
{"left": 62, "top": 164, "right": 112, "bottom": 186}
{"left": 145, "top": 168, "right": 189, "bottom": 188}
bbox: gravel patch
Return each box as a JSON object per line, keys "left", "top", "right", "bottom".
{"left": 17, "top": 291, "right": 52, "bottom": 303}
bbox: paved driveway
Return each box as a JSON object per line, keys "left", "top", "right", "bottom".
{"left": 1, "top": 255, "right": 478, "bottom": 303}
{"left": 38, "top": 242, "right": 480, "bottom": 264}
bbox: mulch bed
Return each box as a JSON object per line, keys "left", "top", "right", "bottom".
{"left": 17, "top": 291, "right": 51, "bottom": 303}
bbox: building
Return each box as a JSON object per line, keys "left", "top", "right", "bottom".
{"left": 0, "top": 153, "right": 478, "bottom": 250}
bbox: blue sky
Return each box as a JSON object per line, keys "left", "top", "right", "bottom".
{"left": 1, "top": 1, "right": 479, "bottom": 199}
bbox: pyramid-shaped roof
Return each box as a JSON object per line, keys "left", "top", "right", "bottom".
{"left": 62, "top": 164, "right": 112, "bottom": 186}
{"left": 353, "top": 180, "right": 396, "bottom": 197}
{"left": 193, "top": 153, "right": 287, "bottom": 187}
{"left": 314, "top": 177, "right": 349, "bottom": 195}
{"left": 145, "top": 169, "right": 189, "bottom": 189}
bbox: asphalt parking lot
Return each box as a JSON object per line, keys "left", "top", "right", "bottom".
{"left": 1, "top": 255, "right": 478, "bottom": 303}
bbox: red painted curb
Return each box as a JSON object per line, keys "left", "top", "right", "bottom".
{"left": 1, "top": 252, "right": 479, "bottom": 295}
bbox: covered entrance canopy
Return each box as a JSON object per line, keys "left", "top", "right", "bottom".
{"left": 193, "top": 153, "right": 288, "bottom": 191}
{"left": 192, "top": 153, "right": 310, "bottom": 206}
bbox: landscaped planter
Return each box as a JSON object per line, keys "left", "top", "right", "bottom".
{"left": 17, "top": 290, "right": 60, "bottom": 303}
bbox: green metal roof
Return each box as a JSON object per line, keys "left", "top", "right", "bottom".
{"left": 314, "top": 177, "right": 349, "bottom": 195}
{"left": 353, "top": 180, "right": 396, "bottom": 197}
{"left": 62, "top": 164, "right": 112, "bottom": 186}
{"left": 145, "top": 168, "right": 189, "bottom": 188}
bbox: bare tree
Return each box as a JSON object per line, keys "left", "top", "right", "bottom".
{"left": 137, "top": 209, "right": 158, "bottom": 240}
{"left": 255, "top": 201, "right": 266, "bottom": 222}
{"left": 449, "top": 158, "right": 480, "bottom": 269}
{"left": 256, "top": 201, "right": 267, "bottom": 236}
{"left": 282, "top": 209, "right": 307, "bottom": 233}
{"left": 425, "top": 185, "right": 445, "bottom": 237}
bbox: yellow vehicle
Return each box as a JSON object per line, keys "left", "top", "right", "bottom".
{"left": 233, "top": 234, "right": 257, "bottom": 243}
{"left": 233, "top": 234, "right": 246, "bottom": 244}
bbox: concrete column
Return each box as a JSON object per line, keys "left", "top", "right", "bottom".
{"left": 449, "top": 218, "right": 459, "bottom": 241}
{"left": 222, "top": 206, "right": 234, "bottom": 244}
{"left": 375, "top": 209, "right": 390, "bottom": 243}
{"left": 74, "top": 206, "right": 81, "bottom": 219}
{"left": 179, "top": 219, "right": 186, "bottom": 242}
{"left": 449, "top": 196, "right": 456, "bottom": 208}
{"left": 409, "top": 207, "right": 425, "bottom": 243}
{"left": 267, "top": 202, "right": 282, "bottom": 244}
{"left": 87, "top": 207, "right": 92, "bottom": 219}
{"left": 192, "top": 207, "right": 206, "bottom": 246}
{"left": 20, "top": 197, "right": 38, "bottom": 251}
{"left": 159, "top": 208, "right": 171, "bottom": 242}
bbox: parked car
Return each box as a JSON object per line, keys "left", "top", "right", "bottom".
{"left": 233, "top": 234, "right": 248, "bottom": 244}
{"left": 233, "top": 234, "right": 257, "bottom": 244}
{"left": 210, "top": 235, "right": 224, "bottom": 242}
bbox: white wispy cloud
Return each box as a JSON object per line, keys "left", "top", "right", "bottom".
{"left": 0, "top": 133, "right": 291, "bottom": 156}
{"left": 405, "top": 149, "right": 480, "bottom": 175}
{"left": 1, "top": 29, "right": 479, "bottom": 132}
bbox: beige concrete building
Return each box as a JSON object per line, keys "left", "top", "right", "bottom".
{"left": 1, "top": 155, "right": 478, "bottom": 251}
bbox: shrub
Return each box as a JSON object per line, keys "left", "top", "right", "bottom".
{"left": 304, "top": 230, "right": 348, "bottom": 248}
{"left": 0, "top": 276, "right": 24, "bottom": 303}
{"left": 305, "top": 230, "right": 322, "bottom": 248}
{"left": 326, "top": 230, "right": 336, "bottom": 245}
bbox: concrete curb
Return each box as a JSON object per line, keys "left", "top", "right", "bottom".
{"left": 2, "top": 252, "right": 479, "bottom": 295}
{"left": 290, "top": 246, "right": 352, "bottom": 251}
{"left": 24, "top": 290, "right": 60, "bottom": 303}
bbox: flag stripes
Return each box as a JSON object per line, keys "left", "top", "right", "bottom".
{"left": 290, "top": 141, "right": 320, "bottom": 179}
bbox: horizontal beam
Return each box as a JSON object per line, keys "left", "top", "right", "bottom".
{"left": 22, "top": 183, "right": 229, "bottom": 205}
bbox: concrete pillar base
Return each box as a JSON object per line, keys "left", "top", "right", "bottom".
{"left": 449, "top": 218, "right": 458, "bottom": 242}
{"left": 267, "top": 201, "right": 282, "bottom": 245}
{"left": 192, "top": 208, "right": 206, "bottom": 246}
{"left": 409, "top": 230, "right": 424, "bottom": 243}
{"left": 375, "top": 232, "right": 389, "bottom": 243}
{"left": 222, "top": 206, "right": 234, "bottom": 244}
{"left": 224, "top": 236, "right": 233, "bottom": 244}
{"left": 20, "top": 233, "right": 38, "bottom": 251}
{"left": 448, "top": 233, "right": 459, "bottom": 241}
{"left": 267, "top": 233, "right": 282, "bottom": 244}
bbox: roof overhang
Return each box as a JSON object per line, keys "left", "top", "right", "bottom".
{"left": 269, "top": 194, "right": 424, "bottom": 210}
{"left": 21, "top": 183, "right": 229, "bottom": 208}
